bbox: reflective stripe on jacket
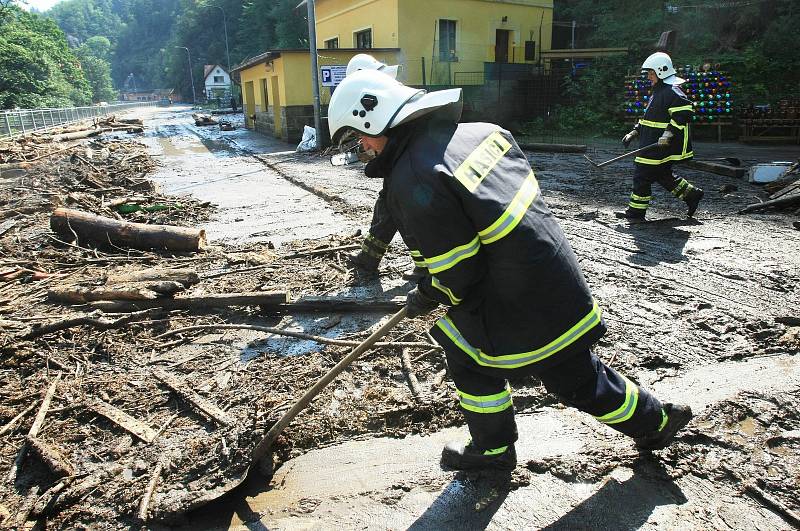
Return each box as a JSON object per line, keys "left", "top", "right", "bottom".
{"left": 384, "top": 120, "right": 605, "bottom": 373}
{"left": 635, "top": 82, "right": 694, "bottom": 165}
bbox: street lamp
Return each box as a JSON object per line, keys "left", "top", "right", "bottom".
{"left": 174, "top": 46, "right": 196, "bottom": 105}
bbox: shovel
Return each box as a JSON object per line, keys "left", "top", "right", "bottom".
{"left": 584, "top": 142, "right": 659, "bottom": 168}
{"left": 191, "top": 307, "right": 408, "bottom": 506}
{"left": 251, "top": 307, "right": 408, "bottom": 463}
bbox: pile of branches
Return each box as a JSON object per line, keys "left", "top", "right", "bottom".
{"left": 0, "top": 125, "right": 460, "bottom": 528}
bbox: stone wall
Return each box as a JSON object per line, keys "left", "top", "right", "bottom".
{"left": 252, "top": 105, "right": 332, "bottom": 146}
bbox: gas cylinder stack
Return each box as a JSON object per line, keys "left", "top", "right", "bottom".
{"left": 623, "top": 65, "right": 735, "bottom": 124}
{"left": 680, "top": 65, "right": 734, "bottom": 123}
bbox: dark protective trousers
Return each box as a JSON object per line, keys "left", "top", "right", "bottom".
{"left": 444, "top": 346, "right": 665, "bottom": 451}
{"left": 628, "top": 162, "right": 697, "bottom": 212}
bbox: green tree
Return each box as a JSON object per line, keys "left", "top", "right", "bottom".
{"left": 78, "top": 36, "right": 117, "bottom": 101}
{"left": 0, "top": 6, "right": 91, "bottom": 108}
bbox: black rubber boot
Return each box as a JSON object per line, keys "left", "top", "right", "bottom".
{"left": 402, "top": 266, "right": 427, "bottom": 281}
{"left": 441, "top": 440, "right": 516, "bottom": 471}
{"left": 684, "top": 188, "right": 704, "bottom": 217}
{"left": 634, "top": 403, "right": 693, "bottom": 450}
{"left": 615, "top": 208, "right": 646, "bottom": 220}
{"left": 346, "top": 251, "right": 380, "bottom": 272}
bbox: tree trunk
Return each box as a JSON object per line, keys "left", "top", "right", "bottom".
{"left": 90, "top": 291, "right": 288, "bottom": 312}
{"left": 50, "top": 208, "right": 206, "bottom": 252}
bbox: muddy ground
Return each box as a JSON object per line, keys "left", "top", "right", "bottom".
{"left": 2, "top": 106, "right": 799, "bottom": 529}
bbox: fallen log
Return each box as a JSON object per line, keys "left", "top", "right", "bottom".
{"left": 51, "top": 128, "right": 108, "bottom": 142}
{"left": 106, "top": 267, "right": 200, "bottom": 286}
{"left": 50, "top": 207, "right": 206, "bottom": 252}
{"left": 48, "top": 281, "right": 185, "bottom": 304}
{"left": 89, "top": 291, "right": 288, "bottom": 312}
{"left": 685, "top": 160, "right": 747, "bottom": 179}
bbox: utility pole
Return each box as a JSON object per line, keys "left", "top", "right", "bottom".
{"left": 207, "top": 4, "right": 231, "bottom": 74}
{"left": 306, "top": 0, "right": 322, "bottom": 148}
{"left": 175, "top": 46, "right": 196, "bottom": 105}
{"left": 571, "top": 20, "right": 576, "bottom": 49}
{"left": 207, "top": 4, "right": 233, "bottom": 101}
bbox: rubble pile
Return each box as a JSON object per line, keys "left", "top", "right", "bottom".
{"left": 0, "top": 126, "right": 462, "bottom": 528}
{"left": 741, "top": 158, "right": 800, "bottom": 216}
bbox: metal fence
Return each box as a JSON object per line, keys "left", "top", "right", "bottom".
{"left": 0, "top": 102, "right": 158, "bottom": 139}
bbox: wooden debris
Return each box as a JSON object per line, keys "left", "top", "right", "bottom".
{"left": 153, "top": 322, "right": 438, "bottom": 350}
{"left": 89, "top": 291, "right": 288, "bottom": 312}
{"left": 50, "top": 208, "right": 207, "bottom": 252}
{"left": 7, "top": 375, "right": 60, "bottom": 482}
{"left": 26, "top": 436, "right": 75, "bottom": 477}
{"left": 153, "top": 369, "right": 234, "bottom": 426}
{"left": 20, "top": 309, "right": 160, "bottom": 340}
{"left": 106, "top": 267, "right": 200, "bottom": 286}
{"left": 90, "top": 399, "right": 158, "bottom": 443}
{"left": 0, "top": 403, "right": 36, "bottom": 436}
{"left": 51, "top": 128, "right": 107, "bottom": 142}
{"left": 739, "top": 193, "right": 800, "bottom": 214}
{"left": 192, "top": 113, "right": 218, "bottom": 126}
{"left": 137, "top": 461, "right": 164, "bottom": 522}
{"left": 685, "top": 160, "right": 747, "bottom": 179}
{"left": 400, "top": 348, "right": 423, "bottom": 400}
{"left": 0, "top": 218, "right": 17, "bottom": 237}
{"left": 277, "top": 295, "right": 405, "bottom": 313}
{"left": 33, "top": 466, "right": 121, "bottom": 517}
{"left": 283, "top": 243, "right": 360, "bottom": 258}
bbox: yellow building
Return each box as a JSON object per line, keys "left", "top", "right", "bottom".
{"left": 234, "top": 0, "right": 555, "bottom": 142}
{"left": 235, "top": 48, "right": 400, "bottom": 142}
{"left": 315, "top": 0, "right": 554, "bottom": 85}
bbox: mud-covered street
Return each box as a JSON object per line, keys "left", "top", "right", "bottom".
{"left": 136, "top": 107, "right": 800, "bottom": 529}
{"left": 2, "top": 105, "right": 799, "bottom": 530}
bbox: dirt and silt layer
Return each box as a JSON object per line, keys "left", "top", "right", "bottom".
{"left": 2, "top": 107, "right": 798, "bottom": 528}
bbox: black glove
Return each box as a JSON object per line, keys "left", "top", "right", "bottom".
{"left": 406, "top": 287, "right": 438, "bottom": 318}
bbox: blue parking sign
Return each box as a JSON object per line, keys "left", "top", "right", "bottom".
{"left": 320, "top": 65, "right": 347, "bottom": 87}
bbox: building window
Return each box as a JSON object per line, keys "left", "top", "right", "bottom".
{"left": 355, "top": 29, "right": 371, "bottom": 49}
{"left": 439, "top": 19, "right": 457, "bottom": 61}
{"left": 325, "top": 37, "right": 339, "bottom": 49}
{"left": 525, "top": 41, "right": 536, "bottom": 61}
{"left": 213, "top": 75, "right": 224, "bottom": 83}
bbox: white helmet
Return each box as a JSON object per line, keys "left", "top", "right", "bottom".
{"left": 327, "top": 69, "right": 462, "bottom": 141}
{"left": 641, "top": 52, "right": 684, "bottom": 85}
{"left": 346, "top": 53, "right": 399, "bottom": 79}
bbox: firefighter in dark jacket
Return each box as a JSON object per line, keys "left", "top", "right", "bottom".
{"left": 328, "top": 70, "right": 694, "bottom": 470}
{"left": 339, "top": 55, "right": 426, "bottom": 279}
{"left": 617, "top": 52, "right": 704, "bottom": 220}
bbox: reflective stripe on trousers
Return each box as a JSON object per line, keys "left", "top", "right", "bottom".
{"left": 435, "top": 300, "right": 602, "bottom": 369}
